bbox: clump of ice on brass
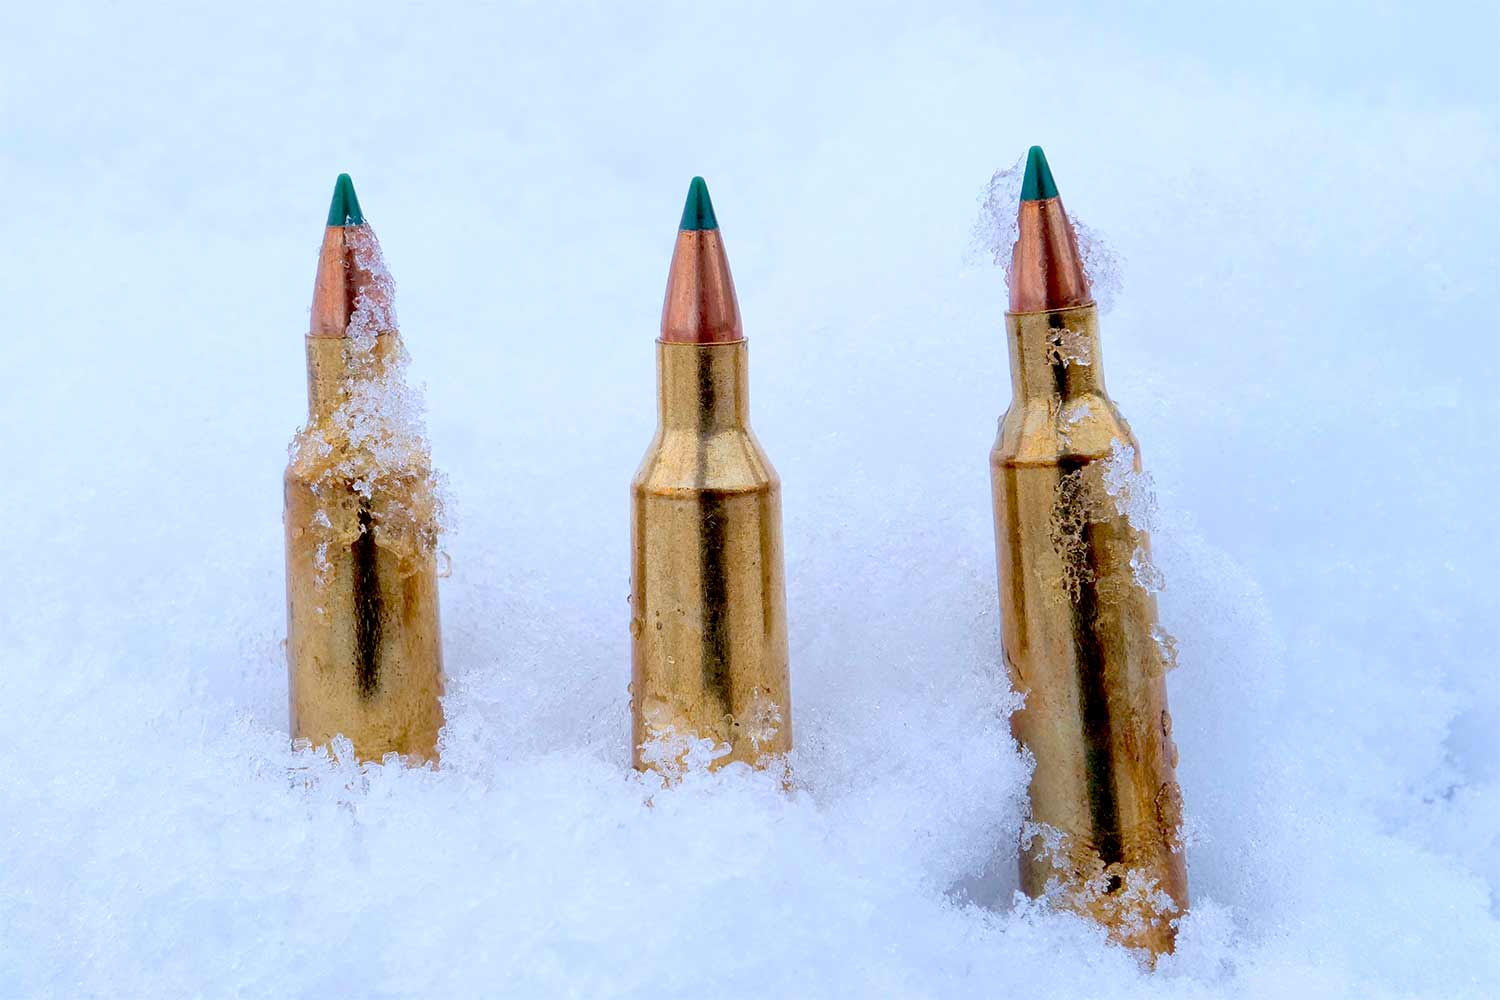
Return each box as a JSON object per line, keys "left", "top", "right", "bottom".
{"left": 637, "top": 724, "right": 732, "bottom": 778}
{"left": 1046, "top": 326, "right": 1094, "bottom": 368}
{"left": 1047, "top": 441, "right": 1179, "bottom": 673}
{"left": 1020, "top": 820, "right": 1182, "bottom": 950}
{"left": 636, "top": 691, "right": 785, "bottom": 775}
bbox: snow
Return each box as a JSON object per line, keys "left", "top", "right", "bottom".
{"left": 1, "top": 1, "right": 1496, "bottom": 997}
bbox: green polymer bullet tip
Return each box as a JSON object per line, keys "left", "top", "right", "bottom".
{"left": 679, "top": 176, "right": 719, "bottom": 231}
{"left": 1020, "top": 146, "right": 1059, "bottom": 202}
{"left": 327, "top": 173, "right": 366, "bottom": 227}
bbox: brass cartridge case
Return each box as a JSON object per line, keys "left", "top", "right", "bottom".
{"left": 991, "top": 304, "right": 1187, "bottom": 954}
{"left": 285, "top": 333, "right": 445, "bottom": 762}
{"left": 630, "top": 340, "right": 791, "bottom": 770}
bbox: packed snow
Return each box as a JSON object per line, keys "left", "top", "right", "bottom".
{"left": 0, "top": 1, "right": 1495, "bottom": 997}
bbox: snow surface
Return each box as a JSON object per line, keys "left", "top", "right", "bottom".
{"left": 1, "top": 1, "right": 1497, "bottom": 996}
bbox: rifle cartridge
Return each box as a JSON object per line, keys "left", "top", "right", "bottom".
{"left": 991, "top": 149, "right": 1187, "bottom": 955}
{"left": 285, "top": 175, "right": 445, "bottom": 763}
{"left": 630, "top": 178, "right": 792, "bottom": 771}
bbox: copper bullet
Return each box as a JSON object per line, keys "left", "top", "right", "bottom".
{"left": 990, "top": 148, "right": 1188, "bottom": 955}
{"left": 284, "top": 174, "right": 445, "bottom": 763}
{"left": 630, "top": 178, "right": 792, "bottom": 773}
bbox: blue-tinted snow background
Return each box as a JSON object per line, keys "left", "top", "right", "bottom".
{"left": 1, "top": 1, "right": 1496, "bottom": 996}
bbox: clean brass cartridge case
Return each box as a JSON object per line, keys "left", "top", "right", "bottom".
{"left": 991, "top": 149, "right": 1187, "bottom": 955}
{"left": 284, "top": 174, "right": 445, "bottom": 763}
{"left": 629, "top": 178, "right": 791, "bottom": 771}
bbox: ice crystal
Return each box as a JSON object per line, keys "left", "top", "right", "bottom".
{"left": 970, "top": 153, "right": 1026, "bottom": 270}
{"left": 741, "top": 689, "right": 784, "bottom": 752}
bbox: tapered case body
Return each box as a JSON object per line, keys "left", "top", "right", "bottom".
{"left": 285, "top": 335, "right": 444, "bottom": 761}
{"left": 630, "top": 340, "right": 791, "bottom": 769}
{"left": 991, "top": 304, "right": 1186, "bottom": 954}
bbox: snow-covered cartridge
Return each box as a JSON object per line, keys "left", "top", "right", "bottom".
{"left": 990, "top": 148, "right": 1188, "bottom": 956}
{"left": 284, "top": 175, "right": 446, "bottom": 763}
